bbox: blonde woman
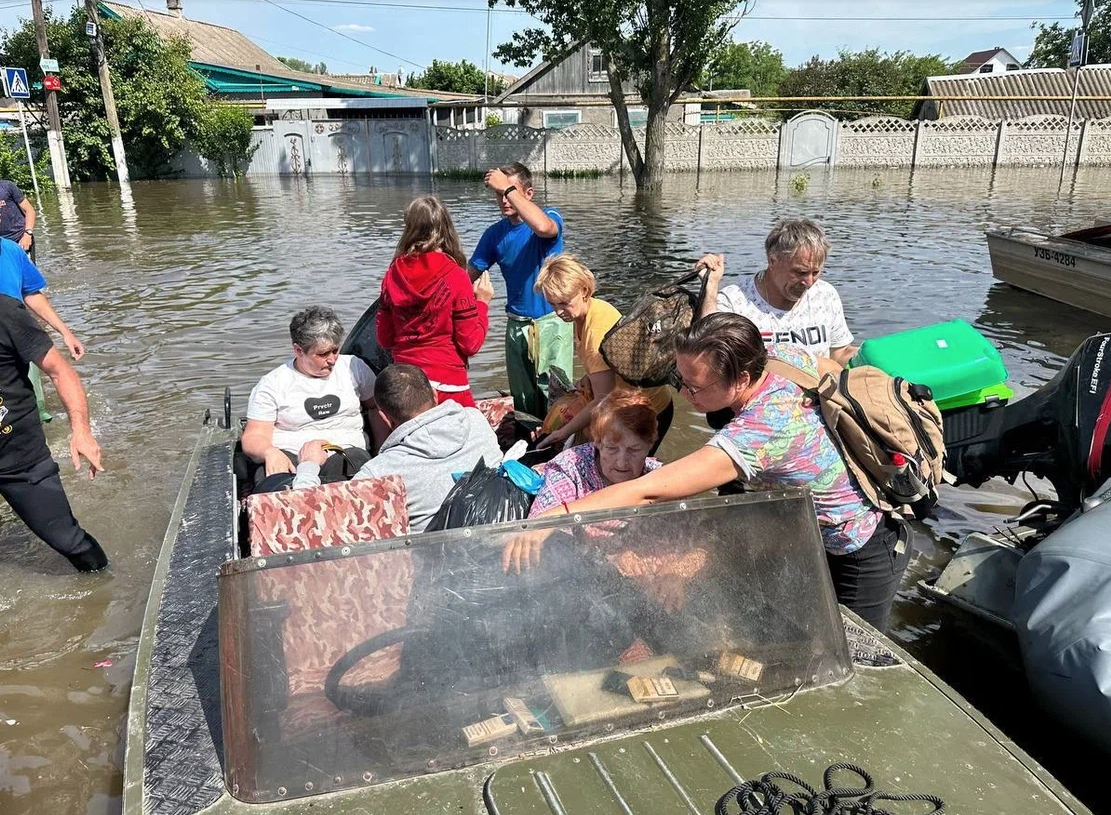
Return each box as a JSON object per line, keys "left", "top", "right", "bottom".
{"left": 534, "top": 254, "right": 673, "bottom": 454}
{"left": 378, "top": 195, "right": 495, "bottom": 407}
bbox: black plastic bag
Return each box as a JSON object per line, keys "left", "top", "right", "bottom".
{"left": 599, "top": 270, "right": 706, "bottom": 387}
{"left": 340, "top": 298, "right": 394, "bottom": 374}
{"left": 425, "top": 459, "right": 534, "bottom": 532}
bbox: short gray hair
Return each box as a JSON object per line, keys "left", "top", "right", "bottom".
{"left": 289, "top": 306, "right": 345, "bottom": 350}
{"left": 764, "top": 218, "right": 830, "bottom": 265}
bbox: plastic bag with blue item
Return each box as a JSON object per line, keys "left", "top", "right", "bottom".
{"left": 426, "top": 458, "right": 537, "bottom": 532}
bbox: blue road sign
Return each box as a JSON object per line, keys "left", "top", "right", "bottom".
{"left": 3, "top": 67, "right": 30, "bottom": 100}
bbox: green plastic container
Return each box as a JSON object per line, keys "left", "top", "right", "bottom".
{"left": 851, "top": 319, "right": 1013, "bottom": 411}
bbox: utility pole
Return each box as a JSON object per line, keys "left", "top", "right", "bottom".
{"left": 84, "top": 0, "right": 129, "bottom": 183}
{"left": 29, "top": 0, "right": 71, "bottom": 189}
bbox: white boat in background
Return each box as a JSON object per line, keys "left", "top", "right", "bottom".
{"left": 986, "top": 224, "right": 1111, "bottom": 318}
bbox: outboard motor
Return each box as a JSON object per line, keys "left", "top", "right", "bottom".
{"left": 944, "top": 333, "right": 1111, "bottom": 511}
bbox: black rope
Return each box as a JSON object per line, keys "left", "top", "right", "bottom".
{"left": 716, "top": 762, "right": 944, "bottom": 815}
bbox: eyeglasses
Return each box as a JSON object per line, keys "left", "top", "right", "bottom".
{"left": 672, "top": 370, "right": 706, "bottom": 397}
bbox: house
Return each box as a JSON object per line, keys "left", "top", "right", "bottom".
{"left": 99, "top": 1, "right": 480, "bottom": 118}
{"left": 958, "top": 47, "right": 1024, "bottom": 76}
{"left": 489, "top": 43, "right": 701, "bottom": 129}
{"left": 914, "top": 66, "right": 1111, "bottom": 120}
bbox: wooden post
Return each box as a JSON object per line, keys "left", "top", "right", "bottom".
{"left": 1075, "top": 118, "right": 1089, "bottom": 167}
{"left": 993, "top": 119, "right": 1006, "bottom": 167}
{"left": 697, "top": 121, "right": 704, "bottom": 173}
{"left": 911, "top": 119, "right": 923, "bottom": 169}
{"left": 30, "top": 0, "right": 71, "bottom": 189}
{"left": 85, "top": 0, "right": 129, "bottom": 183}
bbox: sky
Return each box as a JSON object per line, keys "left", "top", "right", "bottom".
{"left": 0, "top": 0, "right": 1084, "bottom": 79}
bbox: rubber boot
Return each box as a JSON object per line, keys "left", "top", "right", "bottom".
{"left": 66, "top": 534, "right": 109, "bottom": 573}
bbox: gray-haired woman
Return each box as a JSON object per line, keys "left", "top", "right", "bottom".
{"left": 242, "top": 305, "right": 378, "bottom": 484}
{"left": 509, "top": 312, "right": 910, "bottom": 633}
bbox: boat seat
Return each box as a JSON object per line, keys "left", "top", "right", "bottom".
{"left": 246, "top": 474, "right": 409, "bottom": 557}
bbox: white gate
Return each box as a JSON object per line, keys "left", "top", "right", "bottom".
{"left": 779, "top": 111, "right": 839, "bottom": 168}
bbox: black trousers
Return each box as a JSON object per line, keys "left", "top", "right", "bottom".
{"left": 826, "top": 515, "right": 911, "bottom": 633}
{"left": 252, "top": 446, "right": 371, "bottom": 492}
{"left": 0, "top": 457, "right": 107, "bottom": 571}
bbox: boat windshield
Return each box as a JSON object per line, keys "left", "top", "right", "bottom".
{"left": 218, "top": 491, "right": 852, "bottom": 803}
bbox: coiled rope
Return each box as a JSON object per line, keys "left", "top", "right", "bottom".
{"left": 715, "top": 761, "right": 945, "bottom": 815}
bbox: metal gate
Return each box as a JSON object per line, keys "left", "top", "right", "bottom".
{"left": 779, "top": 111, "right": 838, "bottom": 168}
{"left": 273, "top": 118, "right": 431, "bottom": 175}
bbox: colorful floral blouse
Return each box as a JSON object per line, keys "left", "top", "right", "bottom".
{"left": 528, "top": 443, "right": 662, "bottom": 517}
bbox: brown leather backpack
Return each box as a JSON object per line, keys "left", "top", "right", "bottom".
{"left": 765, "top": 359, "right": 945, "bottom": 520}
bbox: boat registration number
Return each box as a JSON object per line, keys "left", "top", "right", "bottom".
{"left": 1033, "top": 247, "right": 1077, "bottom": 267}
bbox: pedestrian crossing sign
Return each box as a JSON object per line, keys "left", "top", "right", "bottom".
{"left": 2, "top": 67, "right": 30, "bottom": 100}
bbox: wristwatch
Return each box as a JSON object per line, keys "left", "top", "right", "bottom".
{"left": 23, "top": 229, "right": 32, "bottom": 236}
{"left": 502, "top": 185, "right": 518, "bottom": 198}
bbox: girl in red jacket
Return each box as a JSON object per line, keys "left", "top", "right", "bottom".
{"left": 378, "top": 195, "right": 494, "bottom": 407}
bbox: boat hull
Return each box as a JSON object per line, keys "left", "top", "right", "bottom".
{"left": 987, "top": 228, "right": 1111, "bottom": 318}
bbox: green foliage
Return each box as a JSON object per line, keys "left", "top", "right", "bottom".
{"left": 1028, "top": 0, "right": 1111, "bottom": 67}
{"left": 0, "top": 133, "right": 53, "bottom": 195}
{"left": 193, "top": 104, "right": 258, "bottom": 177}
{"left": 0, "top": 8, "right": 235, "bottom": 180}
{"left": 546, "top": 168, "right": 606, "bottom": 178}
{"left": 702, "top": 41, "right": 786, "bottom": 96}
{"left": 277, "top": 56, "right": 328, "bottom": 74}
{"left": 492, "top": 0, "right": 753, "bottom": 188}
{"left": 411, "top": 60, "right": 507, "bottom": 95}
{"left": 435, "top": 168, "right": 485, "bottom": 180}
{"left": 776, "top": 49, "right": 959, "bottom": 119}
{"left": 788, "top": 172, "right": 810, "bottom": 194}
{"left": 485, "top": 112, "right": 503, "bottom": 128}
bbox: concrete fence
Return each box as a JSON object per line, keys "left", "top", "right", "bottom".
{"left": 172, "top": 112, "right": 1111, "bottom": 177}
{"left": 431, "top": 112, "right": 1111, "bottom": 175}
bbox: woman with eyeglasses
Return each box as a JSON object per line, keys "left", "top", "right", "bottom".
{"left": 508, "top": 311, "right": 910, "bottom": 633}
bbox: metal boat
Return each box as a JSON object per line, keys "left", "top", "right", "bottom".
{"left": 986, "top": 223, "right": 1111, "bottom": 318}
{"left": 118, "top": 308, "right": 1097, "bottom": 815}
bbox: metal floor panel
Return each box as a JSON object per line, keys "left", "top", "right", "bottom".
{"left": 143, "top": 439, "right": 236, "bottom": 815}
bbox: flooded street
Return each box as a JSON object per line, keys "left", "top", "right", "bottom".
{"left": 1, "top": 167, "right": 1109, "bottom": 814}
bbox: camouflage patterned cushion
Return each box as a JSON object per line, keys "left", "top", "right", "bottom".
{"left": 475, "top": 396, "right": 514, "bottom": 431}
{"left": 247, "top": 474, "right": 409, "bottom": 557}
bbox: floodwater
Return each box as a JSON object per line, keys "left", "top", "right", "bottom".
{"left": 0, "top": 167, "right": 1109, "bottom": 814}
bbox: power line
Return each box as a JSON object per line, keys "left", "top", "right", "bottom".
{"left": 201, "top": 0, "right": 1078, "bottom": 21}
{"left": 259, "top": 0, "right": 426, "bottom": 68}
{"left": 243, "top": 31, "right": 372, "bottom": 70}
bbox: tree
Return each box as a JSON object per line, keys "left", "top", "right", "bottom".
{"left": 492, "top": 0, "right": 754, "bottom": 189}
{"left": 410, "top": 59, "right": 506, "bottom": 95}
{"left": 278, "top": 56, "right": 328, "bottom": 74}
{"left": 1, "top": 8, "right": 255, "bottom": 179}
{"left": 776, "top": 49, "right": 958, "bottom": 119}
{"left": 702, "top": 41, "right": 785, "bottom": 97}
{"left": 1027, "top": 0, "right": 1111, "bottom": 67}
{"left": 193, "top": 104, "right": 259, "bottom": 178}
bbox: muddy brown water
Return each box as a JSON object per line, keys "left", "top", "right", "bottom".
{"left": 1, "top": 168, "right": 1109, "bottom": 814}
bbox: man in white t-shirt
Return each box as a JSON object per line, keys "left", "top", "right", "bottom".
{"left": 243, "top": 306, "right": 377, "bottom": 483}
{"left": 698, "top": 218, "right": 857, "bottom": 367}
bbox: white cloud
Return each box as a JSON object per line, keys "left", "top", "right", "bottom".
{"left": 334, "top": 23, "right": 375, "bottom": 33}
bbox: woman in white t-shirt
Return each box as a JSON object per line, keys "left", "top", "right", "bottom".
{"left": 243, "top": 306, "right": 377, "bottom": 482}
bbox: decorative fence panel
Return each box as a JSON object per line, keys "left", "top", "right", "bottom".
{"left": 997, "top": 115, "right": 1082, "bottom": 167}
{"left": 701, "top": 120, "right": 780, "bottom": 170}
{"left": 1082, "top": 117, "right": 1111, "bottom": 165}
{"left": 916, "top": 116, "right": 1000, "bottom": 167}
{"left": 479, "top": 124, "right": 545, "bottom": 173}
{"left": 837, "top": 117, "right": 917, "bottom": 168}
{"left": 547, "top": 123, "right": 623, "bottom": 173}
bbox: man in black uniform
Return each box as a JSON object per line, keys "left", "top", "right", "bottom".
{"left": 0, "top": 294, "right": 106, "bottom": 571}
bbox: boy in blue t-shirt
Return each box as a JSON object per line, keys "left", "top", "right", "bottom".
{"left": 468, "top": 162, "right": 573, "bottom": 417}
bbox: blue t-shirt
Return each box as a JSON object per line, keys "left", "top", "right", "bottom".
{"left": 469, "top": 207, "right": 564, "bottom": 319}
{"left": 0, "top": 238, "right": 45, "bottom": 302}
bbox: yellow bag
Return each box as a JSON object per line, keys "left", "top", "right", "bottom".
{"left": 541, "top": 377, "right": 593, "bottom": 436}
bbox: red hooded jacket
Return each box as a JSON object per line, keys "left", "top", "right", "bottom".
{"left": 377, "top": 251, "right": 489, "bottom": 388}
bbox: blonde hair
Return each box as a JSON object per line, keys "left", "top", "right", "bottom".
{"left": 395, "top": 195, "right": 467, "bottom": 267}
{"left": 535, "top": 253, "right": 596, "bottom": 302}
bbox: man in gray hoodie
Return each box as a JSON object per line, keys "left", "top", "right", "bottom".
{"left": 292, "top": 364, "right": 502, "bottom": 532}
